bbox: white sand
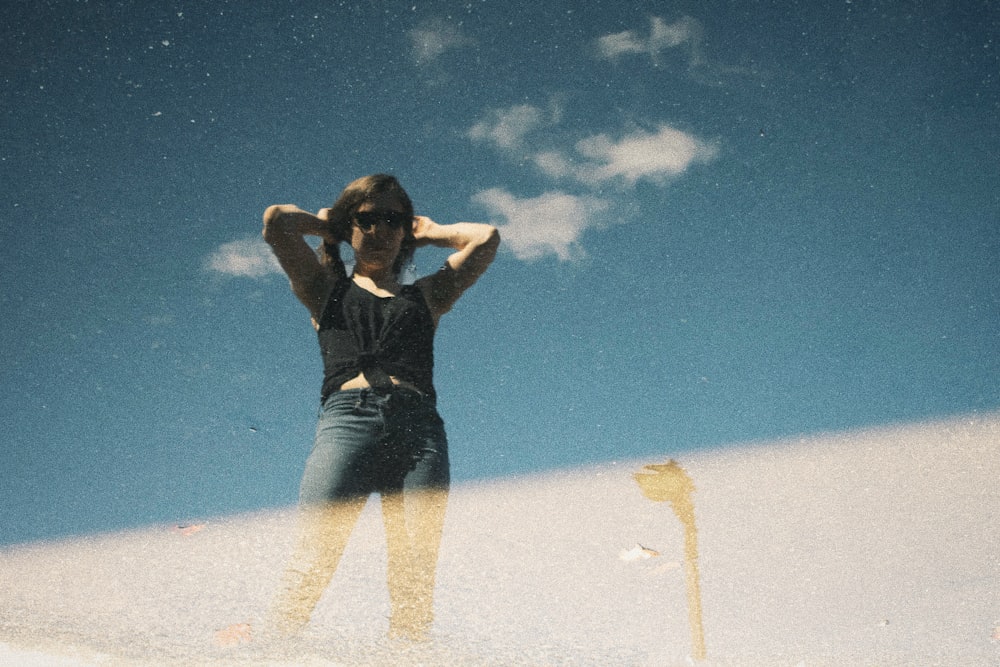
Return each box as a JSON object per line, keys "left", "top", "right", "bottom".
{"left": 1, "top": 412, "right": 998, "bottom": 666}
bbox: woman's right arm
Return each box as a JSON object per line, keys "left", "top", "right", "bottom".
{"left": 262, "top": 204, "right": 345, "bottom": 320}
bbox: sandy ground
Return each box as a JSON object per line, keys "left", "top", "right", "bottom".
{"left": 1, "top": 411, "right": 998, "bottom": 666}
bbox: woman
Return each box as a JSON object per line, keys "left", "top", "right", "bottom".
{"left": 261, "top": 174, "right": 499, "bottom": 642}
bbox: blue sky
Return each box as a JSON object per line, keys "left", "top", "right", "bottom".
{"left": 2, "top": 1, "right": 998, "bottom": 545}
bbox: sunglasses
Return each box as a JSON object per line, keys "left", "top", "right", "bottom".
{"left": 352, "top": 210, "right": 411, "bottom": 232}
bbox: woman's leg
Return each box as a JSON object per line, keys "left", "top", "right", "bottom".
{"left": 381, "top": 487, "right": 448, "bottom": 640}
{"left": 380, "top": 396, "right": 450, "bottom": 640}
{"left": 269, "top": 391, "right": 381, "bottom": 636}
{"left": 269, "top": 498, "right": 367, "bottom": 636}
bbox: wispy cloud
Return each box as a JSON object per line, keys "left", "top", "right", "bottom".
{"left": 467, "top": 103, "right": 559, "bottom": 151}
{"left": 472, "top": 188, "right": 609, "bottom": 261}
{"left": 468, "top": 106, "right": 716, "bottom": 189}
{"left": 205, "top": 236, "right": 282, "bottom": 278}
{"left": 409, "top": 18, "right": 473, "bottom": 65}
{"left": 465, "top": 103, "right": 717, "bottom": 261}
{"left": 570, "top": 124, "right": 717, "bottom": 186}
{"left": 596, "top": 16, "right": 704, "bottom": 68}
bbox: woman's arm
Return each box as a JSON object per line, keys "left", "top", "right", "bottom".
{"left": 262, "top": 205, "right": 347, "bottom": 321}
{"left": 413, "top": 216, "right": 500, "bottom": 319}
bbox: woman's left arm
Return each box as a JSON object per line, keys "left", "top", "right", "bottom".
{"left": 413, "top": 216, "right": 500, "bottom": 319}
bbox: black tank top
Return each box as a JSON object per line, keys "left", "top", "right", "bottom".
{"left": 316, "top": 277, "right": 436, "bottom": 402}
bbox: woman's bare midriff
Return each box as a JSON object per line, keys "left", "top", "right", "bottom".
{"left": 338, "top": 373, "right": 422, "bottom": 394}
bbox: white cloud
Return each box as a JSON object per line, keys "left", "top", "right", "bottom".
{"left": 467, "top": 104, "right": 547, "bottom": 151}
{"left": 524, "top": 125, "right": 717, "bottom": 187}
{"left": 573, "top": 124, "right": 717, "bottom": 186}
{"left": 205, "top": 236, "right": 282, "bottom": 278}
{"left": 472, "top": 188, "right": 609, "bottom": 261}
{"left": 596, "top": 29, "right": 648, "bottom": 59}
{"left": 464, "top": 39, "right": 720, "bottom": 262}
{"left": 465, "top": 113, "right": 716, "bottom": 262}
{"left": 650, "top": 16, "right": 702, "bottom": 53}
{"left": 532, "top": 150, "right": 574, "bottom": 179}
{"left": 596, "top": 16, "right": 703, "bottom": 67}
{"left": 469, "top": 102, "right": 715, "bottom": 188}
{"left": 409, "top": 18, "right": 472, "bottom": 65}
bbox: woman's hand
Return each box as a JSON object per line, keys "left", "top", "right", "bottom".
{"left": 411, "top": 215, "right": 440, "bottom": 248}
{"left": 316, "top": 207, "right": 350, "bottom": 245}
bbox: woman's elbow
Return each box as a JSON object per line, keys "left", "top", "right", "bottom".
{"left": 470, "top": 226, "right": 500, "bottom": 270}
{"left": 482, "top": 225, "right": 501, "bottom": 252}
{"left": 261, "top": 205, "right": 290, "bottom": 243}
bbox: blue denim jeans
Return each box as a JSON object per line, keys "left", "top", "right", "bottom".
{"left": 271, "top": 388, "right": 450, "bottom": 639}
{"left": 299, "top": 388, "right": 450, "bottom": 503}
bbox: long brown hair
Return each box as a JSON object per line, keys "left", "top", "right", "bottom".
{"left": 320, "top": 174, "right": 416, "bottom": 277}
